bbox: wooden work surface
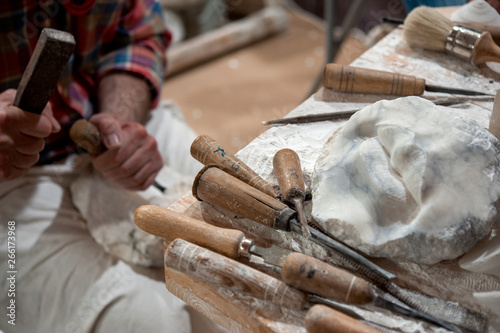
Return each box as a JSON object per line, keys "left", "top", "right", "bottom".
{"left": 164, "top": 26, "right": 500, "bottom": 333}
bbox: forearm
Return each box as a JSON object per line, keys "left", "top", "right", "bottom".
{"left": 97, "top": 72, "right": 153, "bottom": 123}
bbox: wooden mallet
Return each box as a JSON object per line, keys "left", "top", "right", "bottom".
{"left": 14, "top": 28, "right": 75, "bottom": 114}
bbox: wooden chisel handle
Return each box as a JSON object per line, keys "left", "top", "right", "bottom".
{"left": 322, "top": 63, "right": 425, "bottom": 96}
{"left": 14, "top": 28, "right": 75, "bottom": 114}
{"left": 282, "top": 253, "right": 374, "bottom": 305}
{"left": 273, "top": 148, "right": 306, "bottom": 202}
{"left": 69, "top": 119, "right": 106, "bottom": 155}
{"left": 193, "top": 165, "right": 295, "bottom": 230}
{"left": 305, "top": 304, "right": 382, "bottom": 333}
{"left": 134, "top": 205, "right": 245, "bottom": 259}
{"left": 190, "top": 135, "right": 279, "bottom": 198}
{"left": 165, "top": 238, "right": 308, "bottom": 311}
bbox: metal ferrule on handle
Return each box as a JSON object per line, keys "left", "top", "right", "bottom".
{"left": 445, "top": 25, "right": 482, "bottom": 62}
{"left": 165, "top": 238, "right": 308, "bottom": 311}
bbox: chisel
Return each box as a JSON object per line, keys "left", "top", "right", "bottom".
{"left": 273, "top": 149, "right": 309, "bottom": 237}
{"left": 134, "top": 205, "right": 464, "bottom": 332}
{"left": 305, "top": 305, "right": 384, "bottom": 333}
{"left": 134, "top": 205, "right": 372, "bottom": 304}
{"left": 190, "top": 135, "right": 279, "bottom": 198}
{"left": 166, "top": 238, "right": 464, "bottom": 332}
{"left": 165, "top": 238, "right": 376, "bottom": 328}
{"left": 190, "top": 165, "right": 487, "bottom": 333}
{"left": 69, "top": 119, "right": 166, "bottom": 192}
{"left": 14, "top": 28, "right": 75, "bottom": 114}
{"left": 323, "top": 63, "right": 493, "bottom": 96}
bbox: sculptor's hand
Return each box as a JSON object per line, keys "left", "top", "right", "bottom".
{"left": 0, "top": 89, "right": 60, "bottom": 182}
{"left": 89, "top": 113, "right": 163, "bottom": 191}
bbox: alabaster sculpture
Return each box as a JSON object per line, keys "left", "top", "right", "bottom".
{"left": 311, "top": 97, "right": 500, "bottom": 265}
{"left": 451, "top": 0, "right": 500, "bottom": 27}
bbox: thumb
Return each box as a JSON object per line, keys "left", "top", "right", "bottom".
{"left": 42, "top": 103, "right": 61, "bottom": 133}
{"left": 89, "top": 114, "right": 122, "bottom": 150}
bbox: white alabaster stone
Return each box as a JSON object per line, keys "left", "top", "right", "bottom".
{"left": 311, "top": 97, "right": 500, "bottom": 265}
{"left": 451, "top": 0, "right": 500, "bottom": 27}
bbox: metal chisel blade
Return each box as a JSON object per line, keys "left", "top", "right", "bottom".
{"left": 425, "top": 84, "right": 494, "bottom": 96}
{"left": 373, "top": 296, "right": 464, "bottom": 333}
{"left": 288, "top": 218, "right": 396, "bottom": 281}
{"left": 250, "top": 244, "right": 292, "bottom": 267}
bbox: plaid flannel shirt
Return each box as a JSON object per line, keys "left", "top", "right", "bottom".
{"left": 0, "top": 0, "right": 171, "bottom": 164}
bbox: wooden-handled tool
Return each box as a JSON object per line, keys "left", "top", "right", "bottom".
{"left": 489, "top": 90, "right": 500, "bottom": 138}
{"left": 384, "top": 16, "right": 500, "bottom": 47}
{"left": 165, "top": 238, "right": 309, "bottom": 311}
{"left": 135, "top": 205, "right": 465, "bottom": 332}
{"left": 305, "top": 305, "right": 382, "bottom": 333}
{"left": 190, "top": 135, "right": 279, "bottom": 198}
{"left": 166, "top": 238, "right": 384, "bottom": 332}
{"left": 322, "top": 64, "right": 492, "bottom": 96}
{"left": 69, "top": 119, "right": 166, "bottom": 192}
{"left": 403, "top": 6, "right": 500, "bottom": 68}
{"left": 192, "top": 164, "right": 295, "bottom": 230}
{"left": 273, "top": 149, "right": 309, "bottom": 237}
{"left": 14, "top": 28, "right": 75, "bottom": 113}
{"left": 134, "top": 205, "right": 373, "bottom": 305}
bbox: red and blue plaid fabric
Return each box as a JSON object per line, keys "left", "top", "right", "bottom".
{"left": 0, "top": 0, "right": 171, "bottom": 163}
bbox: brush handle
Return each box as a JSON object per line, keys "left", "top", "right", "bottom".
{"left": 134, "top": 205, "right": 245, "bottom": 259}
{"left": 473, "top": 31, "right": 500, "bottom": 65}
{"left": 282, "top": 253, "right": 374, "bottom": 305}
{"left": 322, "top": 64, "right": 425, "bottom": 96}
{"left": 305, "top": 305, "right": 382, "bottom": 333}
{"left": 190, "top": 135, "right": 279, "bottom": 198}
{"left": 165, "top": 238, "right": 308, "bottom": 311}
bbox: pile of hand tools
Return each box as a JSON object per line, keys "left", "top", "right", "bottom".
{"left": 134, "top": 135, "right": 488, "bottom": 333}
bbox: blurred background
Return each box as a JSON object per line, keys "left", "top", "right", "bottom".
{"left": 160, "top": 0, "right": 408, "bottom": 152}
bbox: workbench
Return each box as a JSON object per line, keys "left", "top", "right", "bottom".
{"left": 163, "top": 25, "right": 500, "bottom": 333}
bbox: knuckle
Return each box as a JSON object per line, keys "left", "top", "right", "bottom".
{"left": 134, "top": 124, "right": 147, "bottom": 138}
{"left": 120, "top": 165, "right": 135, "bottom": 177}
{"left": 143, "top": 136, "right": 158, "bottom": 153}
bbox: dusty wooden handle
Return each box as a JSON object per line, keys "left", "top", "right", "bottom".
{"left": 489, "top": 90, "right": 500, "bottom": 139}
{"left": 165, "top": 238, "right": 308, "bottom": 311}
{"left": 472, "top": 31, "right": 500, "bottom": 65}
{"left": 273, "top": 148, "right": 305, "bottom": 202}
{"left": 14, "top": 28, "right": 75, "bottom": 114}
{"left": 281, "top": 253, "right": 374, "bottom": 305}
{"left": 305, "top": 304, "right": 382, "bottom": 333}
{"left": 322, "top": 63, "right": 425, "bottom": 96}
{"left": 134, "top": 205, "right": 245, "bottom": 259}
{"left": 190, "top": 135, "right": 279, "bottom": 198}
{"left": 193, "top": 165, "right": 295, "bottom": 230}
{"left": 69, "top": 119, "right": 106, "bottom": 155}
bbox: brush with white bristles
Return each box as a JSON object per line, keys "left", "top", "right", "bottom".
{"left": 403, "top": 6, "right": 500, "bottom": 66}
